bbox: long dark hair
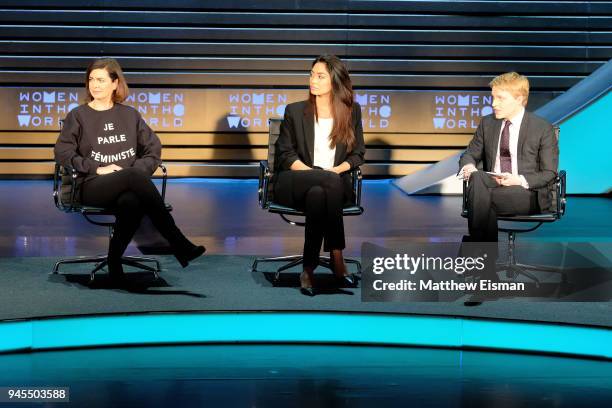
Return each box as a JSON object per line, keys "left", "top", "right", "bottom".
{"left": 308, "top": 54, "right": 355, "bottom": 150}
{"left": 85, "top": 58, "right": 129, "bottom": 103}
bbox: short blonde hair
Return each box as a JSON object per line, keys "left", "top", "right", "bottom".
{"left": 489, "top": 72, "right": 529, "bottom": 106}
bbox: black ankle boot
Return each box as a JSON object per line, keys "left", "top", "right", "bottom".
{"left": 175, "top": 245, "right": 206, "bottom": 268}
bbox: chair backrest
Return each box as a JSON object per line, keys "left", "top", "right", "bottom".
{"left": 53, "top": 119, "right": 78, "bottom": 209}
{"left": 268, "top": 118, "right": 282, "bottom": 174}
{"left": 549, "top": 125, "right": 560, "bottom": 213}
{"left": 53, "top": 163, "right": 81, "bottom": 212}
{"left": 263, "top": 118, "right": 282, "bottom": 202}
{"left": 60, "top": 171, "right": 76, "bottom": 205}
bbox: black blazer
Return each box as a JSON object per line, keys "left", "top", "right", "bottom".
{"left": 274, "top": 100, "right": 366, "bottom": 203}
{"left": 275, "top": 100, "right": 366, "bottom": 172}
{"left": 459, "top": 111, "right": 559, "bottom": 212}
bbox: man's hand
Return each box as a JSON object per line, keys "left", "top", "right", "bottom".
{"left": 495, "top": 173, "right": 523, "bottom": 186}
{"left": 459, "top": 164, "right": 478, "bottom": 180}
{"left": 96, "top": 164, "right": 123, "bottom": 175}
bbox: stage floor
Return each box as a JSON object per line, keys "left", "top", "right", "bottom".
{"left": 0, "top": 179, "right": 611, "bottom": 327}
{"left": 0, "top": 254, "right": 611, "bottom": 328}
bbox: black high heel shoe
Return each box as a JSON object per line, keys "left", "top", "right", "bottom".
{"left": 336, "top": 273, "right": 357, "bottom": 287}
{"left": 176, "top": 245, "right": 206, "bottom": 268}
{"left": 300, "top": 271, "right": 315, "bottom": 297}
{"left": 330, "top": 254, "right": 357, "bottom": 287}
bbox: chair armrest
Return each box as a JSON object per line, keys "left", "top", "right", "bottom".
{"left": 462, "top": 173, "right": 567, "bottom": 218}
{"left": 52, "top": 163, "right": 61, "bottom": 206}
{"left": 557, "top": 170, "right": 567, "bottom": 216}
{"left": 54, "top": 163, "right": 169, "bottom": 213}
{"left": 258, "top": 160, "right": 271, "bottom": 209}
{"left": 461, "top": 179, "right": 469, "bottom": 216}
{"left": 350, "top": 167, "right": 363, "bottom": 207}
{"left": 159, "top": 163, "right": 168, "bottom": 201}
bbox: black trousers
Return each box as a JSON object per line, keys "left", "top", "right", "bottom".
{"left": 466, "top": 171, "right": 539, "bottom": 242}
{"left": 274, "top": 169, "right": 348, "bottom": 268}
{"left": 80, "top": 167, "right": 193, "bottom": 261}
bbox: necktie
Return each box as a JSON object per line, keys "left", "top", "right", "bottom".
{"left": 500, "top": 120, "right": 512, "bottom": 173}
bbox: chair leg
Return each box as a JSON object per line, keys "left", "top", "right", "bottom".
{"left": 498, "top": 231, "right": 541, "bottom": 287}
{"left": 52, "top": 255, "right": 108, "bottom": 274}
{"left": 52, "top": 254, "right": 161, "bottom": 280}
{"left": 276, "top": 257, "right": 305, "bottom": 272}
{"left": 252, "top": 255, "right": 303, "bottom": 272}
{"left": 505, "top": 264, "right": 540, "bottom": 285}
{"left": 122, "top": 256, "right": 161, "bottom": 279}
{"left": 319, "top": 255, "right": 331, "bottom": 270}
{"left": 516, "top": 263, "right": 568, "bottom": 284}
{"left": 497, "top": 231, "right": 566, "bottom": 288}
{"left": 251, "top": 255, "right": 304, "bottom": 282}
{"left": 90, "top": 259, "right": 109, "bottom": 281}
{"left": 319, "top": 255, "right": 362, "bottom": 275}
{"left": 345, "top": 258, "right": 362, "bottom": 275}
{"left": 252, "top": 255, "right": 304, "bottom": 268}
{"left": 253, "top": 254, "right": 362, "bottom": 283}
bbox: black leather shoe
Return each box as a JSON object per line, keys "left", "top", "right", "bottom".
{"left": 337, "top": 273, "right": 357, "bottom": 287}
{"left": 176, "top": 245, "right": 206, "bottom": 268}
{"left": 300, "top": 287, "right": 315, "bottom": 297}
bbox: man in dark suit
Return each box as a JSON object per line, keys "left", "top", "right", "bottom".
{"left": 459, "top": 72, "right": 559, "bottom": 242}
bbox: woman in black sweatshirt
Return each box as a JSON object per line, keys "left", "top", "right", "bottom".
{"left": 54, "top": 58, "right": 205, "bottom": 280}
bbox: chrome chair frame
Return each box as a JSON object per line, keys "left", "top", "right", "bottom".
{"left": 52, "top": 163, "right": 171, "bottom": 281}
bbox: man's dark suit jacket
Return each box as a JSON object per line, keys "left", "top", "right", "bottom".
{"left": 274, "top": 100, "right": 366, "bottom": 201}
{"left": 459, "top": 111, "right": 559, "bottom": 212}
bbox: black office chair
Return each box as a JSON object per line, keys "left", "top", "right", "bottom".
{"left": 252, "top": 118, "right": 364, "bottom": 281}
{"left": 461, "top": 126, "right": 567, "bottom": 285}
{"left": 52, "top": 163, "right": 171, "bottom": 281}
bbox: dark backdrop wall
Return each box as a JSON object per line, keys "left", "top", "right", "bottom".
{"left": 0, "top": 0, "right": 610, "bottom": 178}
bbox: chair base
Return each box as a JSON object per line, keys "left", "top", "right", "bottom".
{"left": 496, "top": 262, "right": 566, "bottom": 288}
{"left": 52, "top": 255, "right": 161, "bottom": 282}
{"left": 252, "top": 254, "right": 362, "bottom": 282}
{"left": 495, "top": 230, "right": 566, "bottom": 288}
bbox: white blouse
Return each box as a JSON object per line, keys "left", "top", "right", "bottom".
{"left": 313, "top": 117, "right": 336, "bottom": 169}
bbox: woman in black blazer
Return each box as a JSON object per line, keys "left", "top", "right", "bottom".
{"left": 274, "top": 54, "right": 366, "bottom": 296}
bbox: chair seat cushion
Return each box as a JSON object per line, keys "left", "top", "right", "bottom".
{"left": 461, "top": 211, "right": 559, "bottom": 222}
{"left": 268, "top": 202, "right": 363, "bottom": 216}
{"left": 80, "top": 206, "right": 113, "bottom": 215}
{"left": 498, "top": 213, "right": 559, "bottom": 222}
{"left": 78, "top": 203, "right": 173, "bottom": 215}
